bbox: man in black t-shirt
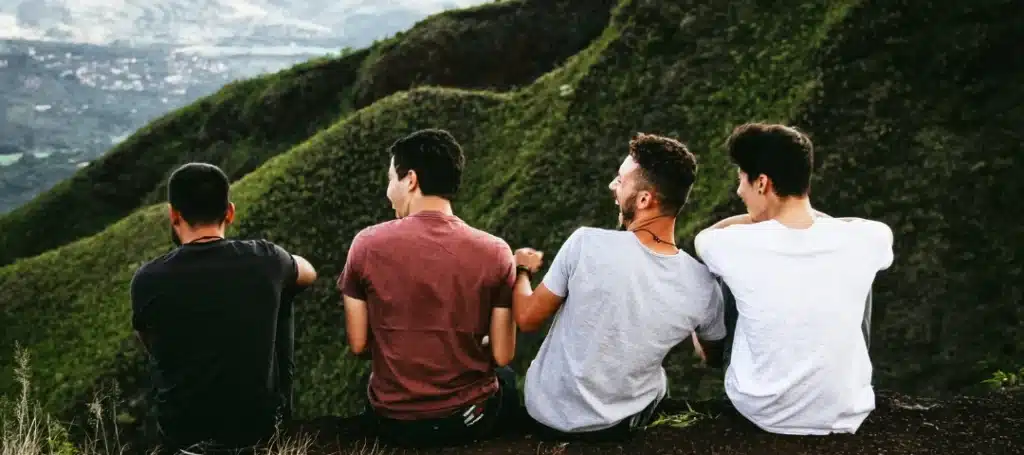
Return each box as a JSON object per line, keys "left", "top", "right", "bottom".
{"left": 130, "top": 162, "right": 317, "bottom": 454}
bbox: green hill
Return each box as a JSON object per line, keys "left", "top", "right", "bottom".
{"left": 0, "top": 0, "right": 615, "bottom": 268}
{"left": 0, "top": 0, "right": 1021, "bottom": 447}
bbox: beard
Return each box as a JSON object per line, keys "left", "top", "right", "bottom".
{"left": 617, "top": 191, "right": 638, "bottom": 230}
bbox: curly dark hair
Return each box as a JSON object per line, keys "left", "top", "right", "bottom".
{"left": 389, "top": 128, "right": 466, "bottom": 199}
{"left": 627, "top": 132, "right": 698, "bottom": 216}
{"left": 726, "top": 122, "right": 813, "bottom": 197}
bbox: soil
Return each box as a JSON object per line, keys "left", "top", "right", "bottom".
{"left": 286, "top": 390, "right": 1024, "bottom": 455}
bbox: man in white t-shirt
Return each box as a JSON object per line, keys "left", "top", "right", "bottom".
{"left": 511, "top": 133, "right": 727, "bottom": 440}
{"left": 694, "top": 122, "right": 894, "bottom": 436}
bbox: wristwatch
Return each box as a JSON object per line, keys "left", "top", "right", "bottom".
{"left": 516, "top": 265, "right": 533, "bottom": 280}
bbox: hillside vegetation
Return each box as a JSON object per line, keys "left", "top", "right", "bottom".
{"left": 0, "top": 0, "right": 615, "bottom": 267}
{"left": 0, "top": 0, "right": 1021, "bottom": 449}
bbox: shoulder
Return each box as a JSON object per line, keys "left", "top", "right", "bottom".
{"left": 460, "top": 224, "right": 513, "bottom": 256}
{"left": 563, "top": 225, "right": 615, "bottom": 246}
{"left": 351, "top": 220, "right": 401, "bottom": 246}
{"left": 227, "top": 238, "right": 290, "bottom": 259}
{"left": 829, "top": 217, "right": 894, "bottom": 246}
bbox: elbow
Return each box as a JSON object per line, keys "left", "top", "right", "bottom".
{"left": 516, "top": 316, "right": 541, "bottom": 333}
{"left": 492, "top": 349, "right": 514, "bottom": 367}
{"left": 348, "top": 339, "right": 367, "bottom": 356}
{"left": 493, "top": 354, "right": 513, "bottom": 367}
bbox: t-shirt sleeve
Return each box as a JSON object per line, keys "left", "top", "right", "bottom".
{"left": 493, "top": 241, "right": 515, "bottom": 309}
{"left": 868, "top": 221, "right": 895, "bottom": 271}
{"left": 693, "top": 228, "right": 725, "bottom": 276}
{"left": 129, "top": 265, "right": 153, "bottom": 332}
{"left": 541, "top": 227, "right": 586, "bottom": 298}
{"left": 337, "top": 231, "right": 368, "bottom": 300}
{"left": 696, "top": 274, "right": 728, "bottom": 341}
{"left": 267, "top": 241, "right": 300, "bottom": 290}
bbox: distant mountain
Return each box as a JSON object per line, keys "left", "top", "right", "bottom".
{"left": 0, "top": 0, "right": 487, "bottom": 213}
{"left": 0, "top": 0, "right": 479, "bottom": 48}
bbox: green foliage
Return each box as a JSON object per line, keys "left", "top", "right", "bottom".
{"left": 0, "top": 0, "right": 1021, "bottom": 446}
{"left": 0, "top": 0, "right": 613, "bottom": 268}
{"left": 982, "top": 368, "right": 1024, "bottom": 392}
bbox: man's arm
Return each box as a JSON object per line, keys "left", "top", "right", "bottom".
{"left": 707, "top": 214, "right": 753, "bottom": 230}
{"left": 489, "top": 250, "right": 517, "bottom": 366}
{"left": 342, "top": 295, "right": 369, "bottom": 356}
{"left": 293, "top": 254, "right": 317, "bottom": 287}
{"left": 694, "top": 279, "right": 729, "bottom": 369}
{"left": 129, "top": 267, "right": 154, "bottom": 357}
{"left": 513, "top": 228, "right": 582, "bottom": 332}
{"left": 512, "top": 273, "right": 565, "bottom": 333}
{"left": 337, "top": 234, "right": 371, "bottom": 359}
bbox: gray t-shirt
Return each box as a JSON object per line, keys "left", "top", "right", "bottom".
{"left": 523, "top": 227, "right": 726, "bottom": 433}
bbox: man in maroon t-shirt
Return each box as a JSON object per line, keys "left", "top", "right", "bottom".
{"left": 337, "top": 129, "right": 526, "bottom": 448}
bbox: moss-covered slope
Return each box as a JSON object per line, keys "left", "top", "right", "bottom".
{"left": 0, "top": 0, "right": 614, "bottom": 268}
{"left": 0, "top": 0, "right": 1020, "bottom": 443}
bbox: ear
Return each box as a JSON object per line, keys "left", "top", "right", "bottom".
{"left": 168, "top": 203, "right": 182, "bottom": 225}
{"left": 756, "top": 174, "right": 770, "bottom": 195}
{"left": 405, "top": 169, "right": 420, "bottom": 193}
{"left": 224, "top": 202, "right": 236, "bottom": 225}
{"left": 636, "top": 189, "right": 655, "bottom": 210}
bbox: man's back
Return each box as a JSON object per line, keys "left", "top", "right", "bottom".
{"left": 525, "top": 227, "right": 726, "bottom": 433}
{"left": 130, "top": 238, "right": 298, "bottom": 448}
{"left": 695, "top": 217, "right": 894, "bottom": 435}
{"left": 339, "top": 211, "right": 513, "bottom": 420}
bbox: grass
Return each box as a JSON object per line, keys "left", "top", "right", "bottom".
{"left": 0, "top": 0, "right": 1021, "bottom": 449}
{"left": 0, "top": 346, "right": 394, "bottom": 455}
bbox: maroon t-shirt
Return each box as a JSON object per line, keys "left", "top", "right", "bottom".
{"left": 337, "top": 210, "right": 516, "bottom": 420}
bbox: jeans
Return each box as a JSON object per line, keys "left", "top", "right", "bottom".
{"left": 527, "top": 394, "right": 662, "bottom": 442}
{"left": 361, "top": 366, "right": 521, "bottom": 448}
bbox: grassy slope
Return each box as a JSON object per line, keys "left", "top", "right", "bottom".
{"left": 0, "top": 0, "right": 615, "bottom": 268}
{"left": 0, "top": 0, "right": 1021, "bottom": 441}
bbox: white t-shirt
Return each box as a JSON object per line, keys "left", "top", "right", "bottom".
{"left": 524, "top": 227, "right": 727, "bottom": 433}
{"left": 694, "top": 217, "right": 894, "bottom": 435}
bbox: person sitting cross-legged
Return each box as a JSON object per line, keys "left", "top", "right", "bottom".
{"left": 512, "top": 133, "right": 728, "bottom": 441}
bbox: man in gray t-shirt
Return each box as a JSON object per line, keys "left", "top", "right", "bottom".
{"left": 511, "top": 133, "right": 727, "bottom": 438}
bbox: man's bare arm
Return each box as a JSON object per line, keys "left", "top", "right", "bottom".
{"left": 342, "top": 295, "right": 369, "bottom": 357}
{"left": 708, "top": 214, "right": 753, "bottom": 230}
{"left": 694, "top": 336, "right": 726, "bottom": 369}
{"left": 293, "top": 255, "right": 317, "bottom": 287}
{"left": 512, "top": 274, "right": 565, "bottom": 332}
{"left": 489, "top": 307, "right": 516, "bottom": 366}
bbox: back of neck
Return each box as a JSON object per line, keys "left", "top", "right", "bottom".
{"left": 179, "top": 225, "right": 226, "bottom": 244}
{"left": 771, "top": 196, "right": 815, "bottom": 229}
{"left": 628, "top": 214, "right": 678, "bottom": 254}
{"left": 408, "top": 196, "right": 454, "bottom": 217}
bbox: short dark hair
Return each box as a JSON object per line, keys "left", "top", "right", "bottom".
{"left": 726, "top": 123, "right": 813, "bottom": 197}
{"left": 167, "top": 162, "right": 230, "bottom": 226}
{"left": 628, "top": 132, "right": 698, "bottom": 216}
{"left": 389, "top": 129, "right": 465, "bottom": 199}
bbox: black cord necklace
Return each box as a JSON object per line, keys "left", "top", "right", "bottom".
{"left": 628, "top": 215, "right": 677, "bottom": 249}
{"left": 187, "top": 235, "right": 224, "bottom": 245}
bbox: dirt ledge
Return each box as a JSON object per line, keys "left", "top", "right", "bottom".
{"left": 286, "top": 390, "right": 1023, "bottom": 454}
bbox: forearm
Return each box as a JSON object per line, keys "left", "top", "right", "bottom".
{"left": 709, "top": 214, "right": 753, "bottom": 230}
{"left": 512, "top": 272, "right": 535, "bottom": 320}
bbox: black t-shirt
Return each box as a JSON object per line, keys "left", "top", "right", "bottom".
{"left": 130, "top": 238, "right": 301, "bottom": 449}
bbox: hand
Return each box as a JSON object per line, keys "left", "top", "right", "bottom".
{"left": 514, "top": 247, "right": 544, "bottom": 273}
{"left": 692, "top": 334, "right": 707, "bottom": 364}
